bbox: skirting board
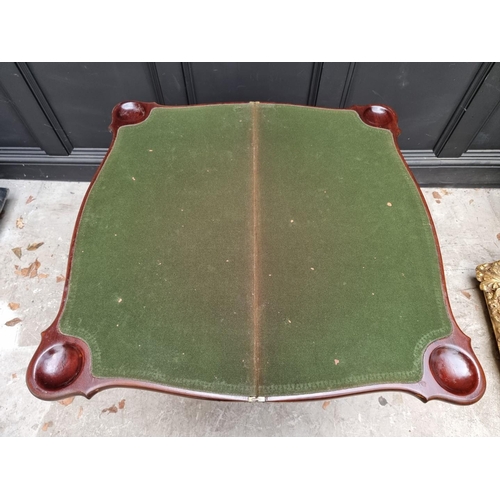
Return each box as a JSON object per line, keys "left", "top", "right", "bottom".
{"left": 1, "top": 148, "right": 500, "bottom": 187}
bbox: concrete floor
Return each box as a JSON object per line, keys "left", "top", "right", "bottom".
{"left": 1, "top": 179, "right": 499, "bottom": 437}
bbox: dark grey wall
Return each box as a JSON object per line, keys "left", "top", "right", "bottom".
{"left": 1, "top": 62, "right": 499, "bottom": 186}
{"left": 0, "top": 89, "right": 36, "bottom": 147}
{"left": 471, "top": 105, "right": 500, "bottom": 149}
{"left": 342, "top": 63, "right": 481, "bottom": 149}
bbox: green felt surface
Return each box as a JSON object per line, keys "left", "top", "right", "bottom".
{"left": 59, "top": 103, "right": 451, "bottom": 398}
{"left": 257, "top": 106, "right": 450, "bottom": 395}
{"left": 60, "top": 105, "right": 255, "bottom": 394}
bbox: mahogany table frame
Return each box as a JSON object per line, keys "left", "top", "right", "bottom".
{"left": 26, "top": 101, "right": 486, "bottom": 405}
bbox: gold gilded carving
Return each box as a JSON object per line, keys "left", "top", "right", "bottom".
{"left": 476, "top": 260, "right": 500, "bottom": 349}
